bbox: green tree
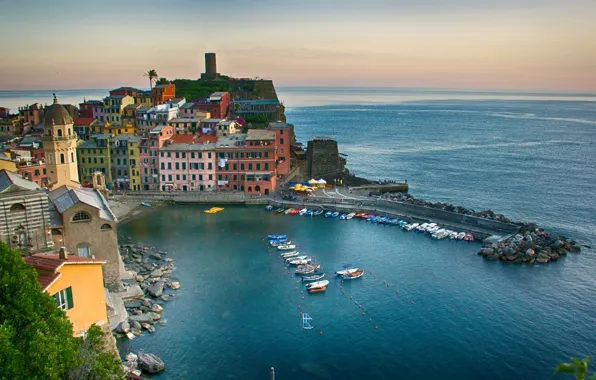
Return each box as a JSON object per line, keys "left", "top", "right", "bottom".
{"left": 69, "top": 325, "right": 123, "bottom": 380}
{"left": 155, "top": 77, "right": 170, "bottom": 86}
{"left": 0, "top": 243, "right": 123, "bottom": 379}
{"left": 143, "top": 69, "right": 158, "bottom": 90}
{"left": 555, "top": 356, "right": 596, "bottom": 380}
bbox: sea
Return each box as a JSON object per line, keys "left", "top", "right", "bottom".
{"left": 3, "top": 87, "right": 596, "bottom": 379}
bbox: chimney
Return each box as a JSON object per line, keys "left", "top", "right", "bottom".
{"left": 58, "top": 247, "right": 68, "bottom": 260}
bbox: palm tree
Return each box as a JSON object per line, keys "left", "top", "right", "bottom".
{"left": 144, "top": 69, "right": 158, "bottom": 90}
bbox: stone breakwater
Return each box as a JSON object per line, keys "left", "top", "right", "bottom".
{"left": 115, "top": 241, "right": 179, "bottom": 375}
{"left": 478, "top": 223, "right": 582, "bottom": 264}
{"left": 379, "top": 192, "right": 582, "bottom": 263}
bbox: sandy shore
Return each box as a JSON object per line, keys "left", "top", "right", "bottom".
{"left": 108, "top": 197, "right": 157, "bottom": 223}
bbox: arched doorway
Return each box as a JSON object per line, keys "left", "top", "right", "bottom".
{"left": 248, "top": 186, "right": 252, "bottom": 192}
{"left": 255, "top": 185, "right": 261, "bottom": 192}
{"left": 264, "top": 189, "right": 269, "bottom": 195}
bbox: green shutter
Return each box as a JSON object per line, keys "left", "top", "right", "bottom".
{"left": 66, "top": 287, "right": 74, "bottom": 310}
{"left": 53, "top": 293, "right": 60, "bottom": 308}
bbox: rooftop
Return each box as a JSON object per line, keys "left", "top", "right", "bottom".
{"left": 202, "top": 118, "right": 224, "bottom": 123}
{"left": 0, "top": 169, "right": 40, "bottom": 192}
{"left": 169, "top": 118, "right": 199, "bottom": 123}
{"left": 269, "top": 122, "right": 292, "bottom": 129}
{"left": 113, "top": 134, "right": 142, "bottom": 143}
{"left": 111, "top": 86, "right": 141, "bottom": 93}
{"left": 124, "top": 104, "right": 142, "bottom": 111}
{"left": 80, "top": 100, "right": 103, "bottom": 105}
{"left": 73, "top": 117, "right": 96, "bottom": 125}
{"left": 25, "top": 254, "right": 107, "bottom": 291}
{"left": 180, "top": 102, "right": 197, "bottom": 109}
{"left": 49, "top": 186, "right": 116, "bottom": 222}
{"left": 154, "top": 84, "right": 173, "bottom": 89}
{"left": 216, "top": 134, "right": 246, "bottom": 148}
{"left": 246, "top": 129, "right": 276, "bottom": 141}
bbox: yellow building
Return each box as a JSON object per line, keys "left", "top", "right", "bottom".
{"left": 77, "top": 134, "right": 113, "bottom": 186}
{"left": 73, "top": 118, "right": 107, "bottom": 141}
{"left": 0, "top": 114, "right": 19, "bottom": 135}
{"left": 134, "top": 91, "right": 153, "bottom": 108}
{"left": 106, "top": 124, "right": 136, "bottom": 136}
{"left": 103, "top": 95, "right": 134, "bottom": 124}
{"left": 25, "top": 251, "right": 108, "bottom": 336}
{"left": 0, "top": 153, "right": 18, "bottom": 172}
{"left": 42, "top": 95, "right": 80, "bottom": 189}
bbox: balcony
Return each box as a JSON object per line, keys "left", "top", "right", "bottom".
{"left": 42, "top": 135, "right": 77, "bottom": 142}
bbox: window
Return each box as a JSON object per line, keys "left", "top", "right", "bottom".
{"left": 53, "top": 287, "right": 74, "bottom": 311}
{"left": 248, "top": 163, "right": 253, "bottom": 170}
{"left": 176, "top": 175, "right": 180, "bottom": 180}
{"left": 72, "top": 212, "right": 91, "bottom": 222}
{"left": 256, "top": 163, "right": 261, "bottom": 170}
{"left": 208, "top": 163, "right": 212, "bottom": 170}
{"left": 100, "top": 224, "right": 112, "bottom": 231}
{"left": 191, "top": 152, "right": 195, "bottom": 159}
{"left": 199, "top": 174, "right": 203, "bottom": 180}
{"left": 241, "top": 163, "right": 245, "bottom": 170}
{"left": 265, "top": 163, "right": 269, "bottom": 170}
{"left": 168, "top": 175, "right": 172, "bottom": 181}
{"left": 60, "top": 154, "right": 65, "bottom": 164}
{"left": 34, "top": 169, "right": 40, "bottom": 176}
{"left": 198, "top": 153, "right": 202, "bottom": 159}
{"left": 161, "top": 163, "right": 165, "bottom": 170}
{"left": 175, "top": 152, "right": 179, "bottom": 159}
{"left": 233, "top": 164, "right": 237, "bottom": 170}
{"left": 182, "top": 152, "right": 186, "bottom": 158}
{"left": 265, "top": 152, "right": 268, "bottom": 158}
{"left": 208, "top": 153, "right": 212, "bottom": 159}
{"left": 182, "top": 163, "right": 186, "bottom": 170}
{"left": 162, "top": 175, "right": 165, "bottom": 181}
{"left": 182, "top": 174, "right": 186, "bottom": 180}
{"left": 280, "top": 130, "right": 284, "bottom": 135}
{"left": 175, "top": 163, "right": 179, "bottom": 170}
{"left": 280, "top": 138, "right": 284, "bottom": 144}
{"left": 10, "top": 203, "right": 26, "bottom": 211}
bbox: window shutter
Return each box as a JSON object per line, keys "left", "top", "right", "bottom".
{"left": 53, "top": 293, "right": 60, "bottom": 308}
{"left": 66, "top": 287, "right": 74, "bottom": 309}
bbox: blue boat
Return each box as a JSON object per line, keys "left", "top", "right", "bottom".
{"left": 332, "top": 211, "right": 340, "bottom": 218}
{"left": 265, "top": 205, "right": 274, "bottom": 211}
{"left": 371, "top": 217, "right": 378, "bottom": 224}
{"left": 305, "top": 210, "right": 314, "bottom": 217}
{"left": 339, "top": 214, "right": 348, "bottom": 220}
{"left": 324, "top": 211, "right": 333, "bottom": 218}
{"left": 313, "top": 210, "right": 324, "bottom": 216}
{"left": 268, "top": 234, "right": 287, "bottom": 240}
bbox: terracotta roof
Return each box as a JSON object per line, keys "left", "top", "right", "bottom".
{"left": 44, "top": 104, "right": 73, "bottom": 126}
{"left": 198, "top": 135, "right": 217, "bottom": 143}
{"left": 73, "top": 117, "right": 96, "bottom": 125}
{"left": 36, "top": 271, "right": 62, "bottom": 290}
{"left": 170, "top": 134, "right": 198, "bottom": 144}
{"left": 25, "top": 254, "right": 106, "bottom": 291}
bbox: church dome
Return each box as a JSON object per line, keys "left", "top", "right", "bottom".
{"left": 44, "top": 94, "right": 73, "bottom": 125}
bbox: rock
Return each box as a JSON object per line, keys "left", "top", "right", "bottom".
{"left": 132, "top": 309, "right": 142, "bottom": 315}
{"left": 126, "top": 352, "right": 138, "bottom": 362}
{"left": 116, "top": 321, "right": 130, "bottom": 334}
{"left": 148, "top": 312, "right": 161, "bottom": 321}
{"left": 147, "top": 281, "right": 165, "bottom": 297}
{"left": 150, "top": 269, "right": 163, "bottom": 278}
{"left": 165, "top": 258, "right": 173, "bottom": 262}
{"left": 151, "top": 304, "right": 163, "bottom": 313}
{"left": 126, "top": 332, "right": 136, "bottom": 340}
{"left": 525, "top": 248, "right": 535, "bottom": 256}
{"left": 169, "top": 281, "right": 181, "bottom": 290}
{"left": 140, "top": 306, "right": 150, "bottom": 313}
{"left": 124, "top": 300, "right": 143, "bottom": 309}
{"left": 150, "top": 253, "right": 162, "bottom": 261}
{"left": 569, "top": 244, "right": 581, "bottom": 253}
{"left": 131, "top": 328, "right": 143, "bottom": 336}
{"left": 147, "top": 325, "right": 156, "bottom": 333}
{"left": 141, "top": 323, "right": 151, "bottom": 330}
{"left": 129, "top": 313, "right": 154, "bottom": 325}
{"left": 138, "top": 352, "right": 165, "bottom": 374}
{"left": 135, "top": 275, "right": 145, "bottom": 283}
{"left": 131, "top": 321, "right": 142, "bottom": 330}
{"left": 525, "top": 234, "right": 533, "bottom": 242}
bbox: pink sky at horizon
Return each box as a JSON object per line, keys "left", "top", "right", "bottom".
{"left": 1, "top": 0, "right": 595, "bottom": 93}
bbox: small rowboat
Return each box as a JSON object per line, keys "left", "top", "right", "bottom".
{"left": 281, "top": 251, "right": 299, "bottom": 259}
{"left": 342, "top": 269, "right": 364, "bottom": 280}
{"left": 313, "top": 210, "right": 324, "bottom": 216}
{"left": 275, "top": 208, "right": 285, "bottom": 213}
{"left": 270, "top": 239, "right": 290, "bottom": 246}
{"left": 277, "top": 244, "right": 296, "bottom": 250}
{"left": 306, "top": 280, "right": 329, "bottom": 290}
{"left": 302, "top": 273, "right": 325, "bottom": 282}
{"left": 308, "top": 286, "right": 326, "bottom": 294}
{"left": 285, "top": 255, "right": 307, "bottom": 262}
{"left": 296, "top": 265, "right": 316, "bottom": 275}
{"left": 265, "top": 205, "right": 274, "bottom": 211}
{"left": 268, "top": 234, "right": 287, "bottom": 240}
{"left": 289, "top": 259, "right": 310, "bottom": 266}
{"left": 336, "top": 268, "right": 359, "bottom": 276}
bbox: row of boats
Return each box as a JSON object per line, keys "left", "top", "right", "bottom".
{"left": 266, "top": 207, "right": 475, "bottom": 242}
{"left": 268, "top": 234, "right": 365, "bottom": 294}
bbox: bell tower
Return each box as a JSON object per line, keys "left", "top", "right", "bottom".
{"left": 43, "top": 94, "right": 80, "bottom": 189}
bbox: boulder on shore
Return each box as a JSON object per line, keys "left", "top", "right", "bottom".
{"left": 116, "top": 321, "right": 130, "bottom": 334}
{"left": 148, "top": 281, "right": 165, "bottom": 297}
{"left": 150, "top": 269, "right": 163, "bottom": 278}
{"left": 138, "top": 352, "right": 165, "bottom": 374}
{"left": 129, "top": 313, "right": 154, "bottom": 325}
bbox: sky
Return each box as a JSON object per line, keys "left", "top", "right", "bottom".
{"left": 1, "top": 0, "right": 595, "bottom": 92}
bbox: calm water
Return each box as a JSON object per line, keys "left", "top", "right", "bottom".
{"left": 3, "top": 87, "right": 595, "bottom": 378}
{"left": 115, "top": 88, "right": 596, "bottom": 379}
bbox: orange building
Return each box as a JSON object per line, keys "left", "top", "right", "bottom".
{"left": 152, "top": 84, "right": 175, "bottom": 106}
{"left": 25, "top": 251, "right": 108, "bottom": 336}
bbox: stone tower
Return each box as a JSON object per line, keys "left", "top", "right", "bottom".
{"left": 43, "top": 94, "right": 80, "bottom": 189}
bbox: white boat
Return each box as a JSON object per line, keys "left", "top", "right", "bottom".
{"left": 405, "top": 223, "right": 419, "bottom": 231}
{"left": 141, "top": 202, "right": 152, "bottom": 207}
{"left": 457, "top": 232, "right": 466, "bottom": 240}
{"left": 277, "top": 244, "right": 296, "bottom": 250}
{"left": 281, "top": 251, "right": 299, "bottom": 259}
{"left": 302, "top": 273, "right": 325, "bottom": 282}
{"left": 270, "top": 239, "right": 291, "bottom": 246}
{"left": 342, "top": 269, "right": 364, "bottom": 280}
{"left": 336, "top": 268, "right": 359, "bottom": 276}
{"left": 305, "top": 280, "right": 329, "bottom": 289}
{"left": 449, "top": 231, "right": 459, "bottom": 240}
{"left": 431, "top": 229, "right": 446, "bottom": 239}
{"left": 426, "top": 226, "right": 440, "bottom": 234}
{"left": 289, "top": 259, "right": 310, "bottom": 266}
{"left": 346, "top": 212, "right": 356, "bottom": 220}
{"left": 285, "top": 255, "right": 307, "bottom": 261}
{"left": 298, "top": 208, "right": 308, "bottom": 216}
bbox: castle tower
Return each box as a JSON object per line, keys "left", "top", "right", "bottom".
{"left": 201, "top": 52, "right": 220, "bottom": 80}
{"left": 43, "top": 94, "right": 80, "bottom": 189}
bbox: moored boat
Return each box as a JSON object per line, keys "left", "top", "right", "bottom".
{"left": 313, "top": 210, "right": 324, "bottom": 216}
{"left": 281, "top": 251, "right": 299, "bottom": 259}
{"left": 339, "top": 213, "right": 347, "bottom": 220}
{"left": 265, "top": 205, "right": 274, "bottom": 211}
{"left": 305, "top": 209, "right": 314, "bottom": 216}
{"left": 275, "top": 207, "right": 285, "bottom": 213}
{"left": 305, "top": 280, "right": 329, "bottom": 289}
{"left": 332, "top": 211, "right": 340, "bottom": 218}
{"left": 336, "top": 268, "right": 359, "bottom": 276}
{"left": 284, "top": 255, "right": 307, "bottom": 261}
{"left": 295, "top": 265, "right": 316, "bottom": 275}
{"left": 324, "top": 211, "right": 333, "bottom": 218}
{"left": 277, "top": 244, "right": 297, "bottom": 250}
{"left": 308, "top": 286, "right": 326, "bottom": 294}
{"left": 298, "top": 208, "right": 308, "bottom": 216}
{"left": 141, "top": 202, "right": 152, "bottom": 207}
{"left": 289, "top": 259, "right": 310, "bottom": 266}
{"left": 268, "top": 234, "right": 287, "bottom": 240}
{"left": 302, "top": 273, "right": 325, "bottom": 282}
{"left": 342, "top": 269, "right": 364, "bottom": 279}
{"left": 346, "top": 212, "right": 356, "bottom": 220}
{"left": 284, "top": 208, "right": 293, "bottom": 214}
{"left": 270, "top": 239, "right": 290, "bottom": 246}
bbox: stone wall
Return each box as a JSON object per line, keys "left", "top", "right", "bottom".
{"left": 306, "top": 138, "right": 345, "bottom": 179}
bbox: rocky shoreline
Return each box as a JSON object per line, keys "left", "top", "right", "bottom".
{"left": 379, "top": 192, "right": 582, "bottom": 264}
{"left": 115, "top": 240, "right": 180, "bottom": 375}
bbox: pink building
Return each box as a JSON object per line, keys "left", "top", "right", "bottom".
{"left": 179, "top": 102, "right": 197, "bottom": 118}
{"left": 140, "top": 125, "right": 173, "bottom": 190}
{"left": 92, "top": 102, "right": 105, "bottom": 122}
{"left": 158, "top": 134, "right": 217, "bottom": 191}
{"left": 268, "top": 122, "right": 293, "bottom": 176}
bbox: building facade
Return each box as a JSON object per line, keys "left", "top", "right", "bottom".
{"left": 111, "top": 134, "right": 141, "bottom": 191}
{"left": 196, "top": 92, "right": 230, "bottom": 119}
{"left": 17, "top": 162, "right": 47, "bottom": 187}
{"left": 25, "top": 253, "right": 109, "bottom": 337}
{"left": 268, "top": 122, "right": 292, "bottom": 176}
{"left": 79, "top": 100, "right": 103, "bottom": 119}
{"left": 77, "top": 134, "right": 112, "bottom": 187}
{"left": 152, "top": 84, "right": 175, "bottom": 106}
{"left": 103, "top": 95, "right": 134, "bottom": 124}
{"left": 159, "top": 135, "right": 217, "bottom": 191}
{"left": 231, "top": 99, "right": 281, "bottom": 122}
{"left": 139, "top": 125, "right": 173, "bottom": 190}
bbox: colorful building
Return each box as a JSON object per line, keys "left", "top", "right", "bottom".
{"left": 215, "top": 120, "right": 238, "bottom": 137}
{"left": 103, "top": 95, "right": 134, "bottom": 124}
{"left": 169, "top": 118, "right": 201, "bottom": 135}
{"left": 134, "top": 91, "right": 153, "bottom": 108}
{"left": 152, "top": 84, "right": 176, "bottom": 106}
{"left": 139, "top": 125, "right": 173, "bottom": 190}
{"left": 0, "top": 107, "right": 9, "bottom": 118}
{"left": 268, "top": 122, "right": 293, "bottom": 175}
{"left": 77, "top": 134, "right": 113, "bottom": 187}
{"left": 122, "top": 104, "right": 142, "bottom": 127}
{"left": 111, "top": 134, "right": 141, "bottom": 191}
{"left": 159, "top": 134, "right": 217, "bottom": 191}
{"left": 25, "top": 252, "right": 108, "bottom": 337}
{"left": 73, "top": 118, "right": 106, "bottom": 141}
{"left": 105, "top": 124, "right": 136, "bottom": 136}
{"left": 109, "top": 87, "right": 141, "bottom": 97}
{"left": 17, "top": 162, "right": 47, "bottom": 187}
{"left": 200, "top": 118, "right": 223, "bottom": 136}
{"left": 231, "top": 99, "right": 281, "bottom": 122}
{"left": 136, "top": 104, "right": 178, "bottom": 134}
{"left": 0, "top": 114, "right": 19, "bottom": 135}
{"left": 78, "top": 100, "right": 103, "bottom": 119}
{"left": 0, "top": 153, "right": 18, "bottom": 172}
{"left": 214, "top": 130, "right": 277, "bottom": 194}
{"left": 196, "top": 92, "right": 230, "bottom": 119}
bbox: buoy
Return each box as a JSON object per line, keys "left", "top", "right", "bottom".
{"left": 386, "top": 283, "right": 389, "bottom": 287}
{"left": 302, "top": 296, "right": 304, "bottom": 299}
{"left": 370, "top": 271, "right": 372, "bottom": 274}
{"left": 375, "top": 325, "right": 378, "bottom": 329}
{"left": 411, "top": 301, "right": 414, "bottom": 304}
{"left": 396, "top": 290, "right": 399, "bottom": 294}
{"left": 299, "top": 312, "right": 302, "bottom": 315}
{"left": 298, "top": 305, "right": 301, "bottom": 309}
{"left": 362, "top": 312, "right": 365, "bottom": 315}
{"left": 320, "top": 331, "right": 323, "bottom": 335}
{"left": 350, "top": 296, "right": 353, "bottom": 299}
{"left": 374, "top": 276, "right": 377, "bottom": 279}
{"left": 340, "top": 286, "right": 343, "bottom": 289}
{"left": 341, "top": 280, "right": 344, "bottom": 283}
{"left": 369, "top": 318, "right": 372, "bottom": 321}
